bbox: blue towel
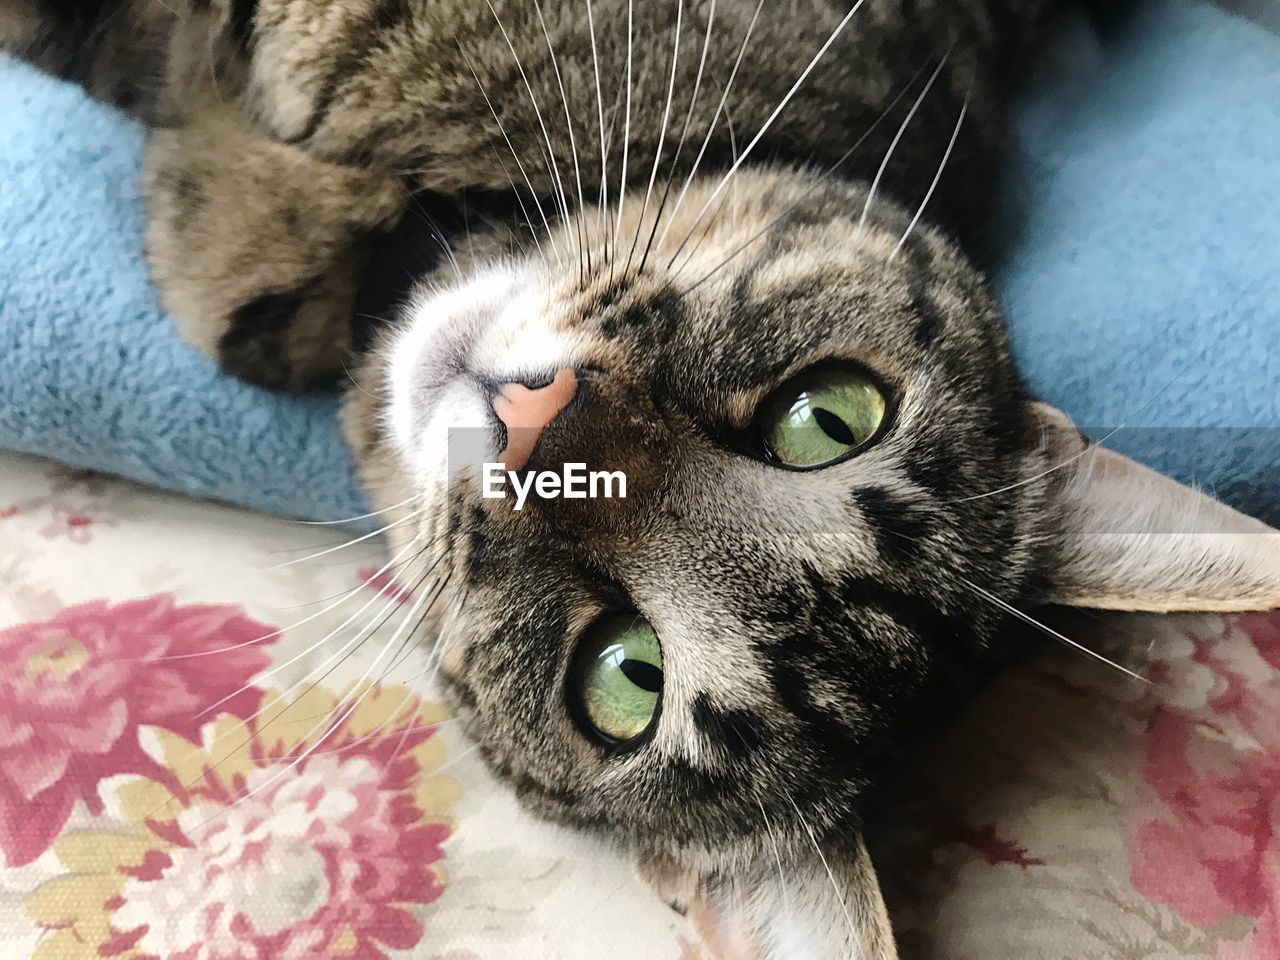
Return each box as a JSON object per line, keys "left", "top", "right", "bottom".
{"left": 995, "top": 0, "right": 1280, "bottom": 524}
{"left": 0, "top": 0, "right": 1276, "bottom": 524}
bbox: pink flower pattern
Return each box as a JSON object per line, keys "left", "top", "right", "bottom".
{"left": 26, "top": 687, "right": 455, "bottom": 960}
{"left": 1131, "top": 613, "right": 1280, "bottom": 958}
{"left": 0, "top": 597, "right": 277, "bottom": 866}
{"left": 2, "top": 465, "right": 115, "bottom": 538}
{"left": 358, "top": 567, "right": 412, "bottom": 604}
{"left": 38, "top": 503, "right": 114, "bottom": 543}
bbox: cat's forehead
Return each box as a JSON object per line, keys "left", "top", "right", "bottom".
{"left": 533, "top": 175, "right": 999, "bottom": 415}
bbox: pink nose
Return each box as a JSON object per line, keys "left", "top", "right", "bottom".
{"left": 492, "top": 368, "right": 578, "bottom": 471}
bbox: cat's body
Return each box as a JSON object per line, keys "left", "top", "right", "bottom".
{"left": 6, "top": 2, "right": 1279, "bottom": 956}
{"left": 10, "top": 0, "right": 1043, "bottom": 387}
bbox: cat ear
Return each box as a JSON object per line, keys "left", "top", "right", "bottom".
{"left": 640, "top": 836, "right": 897, "bottom": 960}
{"left": 1032, "top": 403, "right": 1280, "bottom": 613}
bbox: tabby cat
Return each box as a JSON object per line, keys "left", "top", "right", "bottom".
{"left": 5, "top": 1, "right": 1278, "bottom": 955}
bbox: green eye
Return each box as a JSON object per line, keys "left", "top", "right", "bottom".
{"left": 571, "top": 615, "right": 663, "bottom": 747}
{"left": 759, "top": 367, "right": 888, "bottom": 468}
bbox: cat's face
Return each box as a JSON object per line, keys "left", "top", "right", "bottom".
{"left": 347, "top": 166, "right": 1056, "bottom": 869}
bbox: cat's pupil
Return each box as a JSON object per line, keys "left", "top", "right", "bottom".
{"left": 813, "top": 406, "right": 857, "bottom": 445}
{"left": 620, "top": 659, "right": 662, "bottom": 692}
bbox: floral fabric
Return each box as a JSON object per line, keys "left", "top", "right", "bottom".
{"left": 877, "top": 611, "right": 1280, "bottom": 959}
{"left": 1, "top": 449, "right": 1277, "bottom": 958}
{"left": 0, "top": 452, "right": 681, "bottom": 959}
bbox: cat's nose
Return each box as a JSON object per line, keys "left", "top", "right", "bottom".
{"left": 492, "top": 368, "right": 578, "bottom": 471}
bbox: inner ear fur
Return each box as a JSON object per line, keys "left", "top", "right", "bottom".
{"left": 1032, "top": 403, "right": 1280, "bottom": 613}
{"left": 639, "top": 836, "right": 897, "bottom": 960}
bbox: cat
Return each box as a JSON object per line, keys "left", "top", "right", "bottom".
{"left": 5, "top": 1, "right": 1278, "bottom": 955}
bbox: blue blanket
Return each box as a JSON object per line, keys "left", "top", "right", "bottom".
{"left": 996, "top": 0, "right": 1280, "bottom": 524}
{"left": 0, "top": 0, "right": 1276, "bottom": 524}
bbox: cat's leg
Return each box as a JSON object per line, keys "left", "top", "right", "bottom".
{"left": 1, "top": 0, "right": 408, "bottom": 390}
{"left": 143, "top": 102, "right": 409, "bottom": 390}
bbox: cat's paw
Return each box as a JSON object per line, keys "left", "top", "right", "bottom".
{"left": 143, "top": 105, "right": 408, "bottom": 391}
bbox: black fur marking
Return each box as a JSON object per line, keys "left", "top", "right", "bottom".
{"left": 288, "top": 0, "right": 413, "bottom": 149}
{"left": 340, "top": 120, "right": 405, "bottom": 167}
{"left": 691, "top": 693, "right": 768, "bottom": 759}
{"left": 760, "top": 567, "right": 881, "bottom": 776}
{"left": 217, "top": 282, "right": 318, "bottom": 390}
{"left": 984, "top": 0, "right": 1025, "bottom": 58}
{"left": 287, "top": 61, "right": 356, "bottom": 147}
{"left": 172, "top": 174, "right": 207, "bottom": 232}
{"left": 850, "top": 486, "right": 932, "bottom": 566}
{"left": 745, "top": 580, "right": 810, "bottom": 626}
{"left": 370, "top": 0, "right": 416, "bottom": 33}
{"left": 714, "top": 271, "right": 817, "bottom": 390}
{"left": 483, "top": 750, "right": 581, "bottom": 810}
{"left": 228, "top": 0, "right": 258, "bottom": 51}
{"left": 440, "top": 670, "right": 478, "bottom": 710}
{"left": 905, "top": 448, "right": 961, "bottom": 501}
{"left": 223, "top": 290, "right": 304, "bottom": 342}
{"left": 660, "top": 757, "right": 739, "bottom": 807}
{"left": 514, "top": 771, "right": 579, "bottom": 809}
{"left": 911, "top": 297, "right": 944, "bottom": 349}
{"left": 763, "top": 564, "right": 985, "bottom": 794}
{"left": 988, "top": 372, "right": 1034, "bottom": 452}
{"left": 48, "top": 0, "right": 106, "bottom": 27}
{"left": 839, "top": 576, "right": 977, "bottom": 656}
{"left": 354, "top": 188, "right": 522, "bottom": 352}
{"left": 768, "top": 656, "right": 867, "bottom": 778}
{"left": 468, "top": 527, "right": 490, "bottom": 561}
{"left": 595, "top": 285, "right": 621, "bottom": 311}
{"left": 113, "top": 80, "right": 138, "bottom": 112}
{"left": 600, "top": 289, "right": 682, "bottom": 342}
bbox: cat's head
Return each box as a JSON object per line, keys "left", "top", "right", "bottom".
{"left": 347, "top": 165, "right": 1280, "bottom": 947}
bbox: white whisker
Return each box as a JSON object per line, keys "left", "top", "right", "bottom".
{"left": 959, "top": 575, "right": 1151, "bottom": 684}
{"left": 612, "top": 0, "right": 636, "bottom": 265}
{"left": 272, "top": 506, "right": 422, "bottom": 569}
{"left": 755, "top": 792, "right": 790, "bottom": 913}
{"left": 130, "top": 532, "right": 439, "bottom": 665}
{"left": 586, "top": 0, "right": 611, "bottom": 266}
{"left": 669, "top": 0, "right": 871, "bottom": 268}
{"left": 194, "top": 537, "right": 437, "bottom": 719}
{"left": 858, "top": 50, "right": 951, "bottom": 232}
{"left": 676, "top": 59, "right": 932, "bottom": 291}
{"left": 639, "top": 0, "right": 717, "bottom": 271}
{"left": 178, "top": 565, "right": 450, "bottom": 829}
{"left": 533, "top": 0, "right": 590, "bottom": 277}
{"left": 625, "top": 0, "right": 684, "bottom": 274}
{"left": 787, "top": 794, "right": 856, "bottom": 948}
{"left": 485, "top": 142, "right": 554, "bottom": 267}
{"left": 724, "top": 98, "right": 740, "bottom": 230}
{"left": 951, "top": 367, "right": 1185, "bottom": 503}
{"left": 654, "top": 0, "right": 763, "bottom": 254}
{"left": 290, "top": 491, "right": 421, "bottom": 527}
{"left": 154, "top": 544, "right": 445, "bottom": 814}
{"left": 891, "top": 91, "right": 968, "bottom": 259}
{"left": 484, "top": 0, "right": 576, "bottom": 254}
{"left": 458, "top": 41, "right": 566, "bottom": 267}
